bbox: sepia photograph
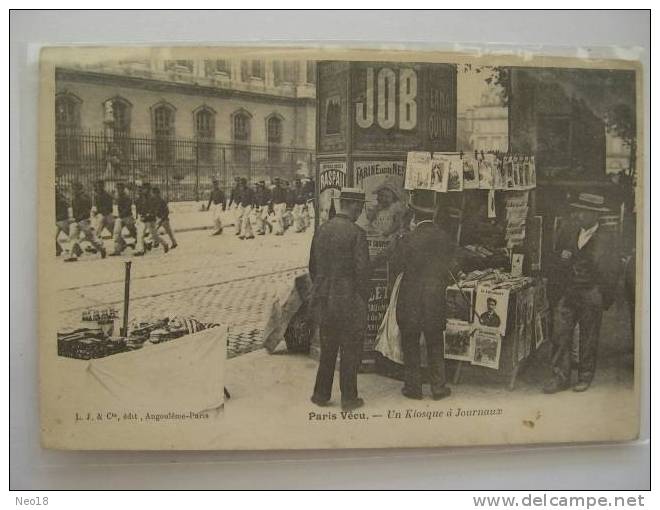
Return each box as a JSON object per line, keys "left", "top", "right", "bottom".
{"left": 36, "top": 42, "right": 642, "bottom": 453}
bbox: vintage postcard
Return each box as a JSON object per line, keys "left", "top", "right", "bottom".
{"left": 39, "top": 45, "right": 642, "bottom": 450}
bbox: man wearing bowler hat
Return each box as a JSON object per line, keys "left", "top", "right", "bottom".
{"left": 309, "top": 187, "right": 370, "bottom": 411}
{"left": 388, "top": 189, "right": 456, "bottom": 400}
{"left": 543, "top": 192, "right": 620, "bottom": 394}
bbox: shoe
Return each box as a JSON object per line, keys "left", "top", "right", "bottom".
{"left": 542, "top": 378, "right": 569, "bottom": 394}
{"left": 163, "top": 244, "right": 169, "bottom": 254}
{"left": 310, "top": 395, "right": 331, "bottom": 407}
{"left": 100, "top": 247, "right": 107, "bottom": 259}
{"left": 238, "top": 236, "right": 245, "bottom": 240}
{"left": 431, "top": 386, "right": 452, "bottom": 400}
{"left": 171, "top": 243, "right": 178, "bottom": 249}
{"left": 211, "top": 231, "right": 222, "bottom": 236}
{"left": 64, "top": 257, "right": 78, "bottom": 263}
{"left": 246, "top": 236, "right": 254, "bottom": 240}
{"left": 109, "top": 252, "right": 122, "bottom": 257}
{"left": 134, "top": 251, "right": 145, "bottom": 257}
{"left": 341, "top": 398, "right": 364, "bottom": 411}
{"left": 258, "top": 232, "right": 265, "bottom": 235}
{"left": 401, "top": 387, "right": 423, "bottom": 400}
{"left": 573, "top": 381, "right": 591, "bottom": 392}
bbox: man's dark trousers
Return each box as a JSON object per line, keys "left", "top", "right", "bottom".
{"left": 552, "top": 287, "right": 603, "bottom": 384}
{"left": 400, "top": 326, "right": 446, "bottom": 392}
{"left": 313, "top": 318, "right": 362, "bottom": 402}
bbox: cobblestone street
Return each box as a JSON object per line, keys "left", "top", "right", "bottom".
{"left": 56, "top": 225, "right": 313, "bottom": 357}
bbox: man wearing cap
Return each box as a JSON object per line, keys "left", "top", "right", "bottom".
{"left": 291, "top": 178, "right": 308, "bottom": 233}
{"left": 152, "top": 187, "right": 177, "bottom": 249}
{"left": 134, "top": 183, "right": 169, "bottom": 256}
{"left": 309, "top": 187, "right": 370, "bottom": 411}
{"left": 227, "top": 176, "right": 242, "bottom": 235}
{"left": 270, "top": 177, "right": 288, "bottom": 235}
{"left": 207, "top": 179, "right": 226, "bottom": 236}
{"left": 93, "top": 180, "right": 115, "bottom": 240}
{"left": 388, "top": 189, "right": 455, "bottom": 400}
{"left": 109, "top": 182, "right": 136, "bottom": 256}
{"left": 55, "top": 186, "right": 71, "bottom": 257}
{"left": 237, "top": 178, "right": 255, "bottom": 240}
{"left": 543, "top": 192, "right": 620, "bottom": 394}
{"left": 65, "top": 181, "right": 107, "bottom": 261}
{"left": 252, "top": 180, "right": 270, "bottom": 235}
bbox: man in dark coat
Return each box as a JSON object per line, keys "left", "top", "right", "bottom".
{"left": 389, "top": 190, "right": 456, "bottom": 400}
{"left": 207, "top": 179, "right": 226, "bottom": 236}
{"left": 65, "top": 181, "right": 106, "bottom": 261}
{"left": 93, "top": 179, "right": 115, "bottom": 239}
{"left": 543, "top": 193, "right": 620, "bottom": 394}
{"left": 309, "top": 187, "right": 370, "bottom": 411}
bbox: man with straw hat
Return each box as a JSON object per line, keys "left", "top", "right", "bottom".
{"left": 388, "top": 189, "right": 456, "bottom": 401}
{"left": 543, "top": 192, "right": 620, "bottom": 394}
{"left": 309, "top": 187, "right": 370, "bottom": 411}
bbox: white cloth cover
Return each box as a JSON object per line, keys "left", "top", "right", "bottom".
{"left": 375, "top": 273, "right": 427, "bottom": 366}
{"left": 86, "top": 326, "right": 227, "bottom": 413}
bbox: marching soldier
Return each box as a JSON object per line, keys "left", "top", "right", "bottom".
{"left": 252, "top": 180, "right": 270, "bottom": 235}
{"left": 207, "top": 179, "right": 226, "bottom": 236}
{"left": 110, "top": 182, "right": 136, "bottom": 256}
{"left": 55, "top": 186, "right": 71, "bottom": 257}
{"left": 291, "top": 177, "right": 307, "bottom": 233}
{"left": 153, "top": 187, "right": 177, "bottom": 249}
{"left": 543, "top": 192, "right": 620, "bottom": 394}
{"left": 228, "top": 176, "right": 243, "bottom": 236}
{"left": 270, "top": 177, "right": 288, "bottom": 236}
{"left": 65, "top": 181, "right": 107, "bottom": 261}
{"left": 134, "top": 183, "right": 169, "bottom": 256}
{"left": 309, "top": 187, "right": 370, "bottom": 411}
{"left": 238, "top": 178, "right": 255, "bottom": 240}
{"left": 388, "top": 190, "right": 455, "bottom": 400}
{"left": 93, "top": 179, "right": 115, "bottom": 239}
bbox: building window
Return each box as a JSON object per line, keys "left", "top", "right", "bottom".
{"left": 104, "top": 96, "right": 132, "bottom": 137}
{"left": 306, "top": 61, "right": 316, "bottom": 84}
{"left": 267, "top": 115, "right": 283, "bottom": 162}
{"left": 194, "top": 107, "right": 216, "bottom": 163}
{"left": 55, "top": 93, "right": 82, "bottom": 162}
{"left": 232, "top": 110, "right": 251, "bottom": 165}
{"left": 205, "top": 59, "right": 230, "bottom": 77}
{"left": 273, "top": 61, "right": 297, "bottom": 84}
{"left": 250, "top": 60, "right": 264, "bottom": 80}
{"left": 56, "top": 93, "right": 81, "bottom": 134}
{"left": 165, "top": 60, "right": 194, "bottom": 73}
{"left": 241, "top": 60, "right": 264, "bottom": 81}
{"left": 152, "top": 102, "right": 176, "bottom": 162}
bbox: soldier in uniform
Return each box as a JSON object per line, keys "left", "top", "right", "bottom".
{"left": 93, "top": 179, "right": 115, "bottom": 239}
{"left": 153, "top": 187, "right": 177, "bottom": 249}
{"left": 309, "top": 187, "right": 370, "bottom": 411}
{"left": 388, "top": 190, "right": 455, "bottom": 400}
{"left": 543, "top": 193, "right": 620, "bottom": 394}
{"left": 252, "top": 180, "right": 270, "bottom": 235}
{"left": 291, "top": 178, "right": 307, "bottom": 233}
{"left": 65, "top": 181, "right": 107, "bottom": 261}
{"left": 238, "top": 178, "right": 255, "bottom": 240}
{"left": 110, "top": 182, "right": 136, "bottom": 256}
{"left": 55, "top": 186, "right": 71, "bottom": 257}
{"left": 207, "top": 179, "right": 226, "bottom": 236}
{"left": 227, "top": 176, "right": 243, "bottom": 236}
{"left": 134, "top": 183, "right": 169, "bottom": 256}
{"left": 270, "top": 177, "right": 288, "bottom": 236}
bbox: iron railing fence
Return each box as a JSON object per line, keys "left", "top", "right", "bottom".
{"left": 55, "top": 131, "right": 315, "bottom": 202}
